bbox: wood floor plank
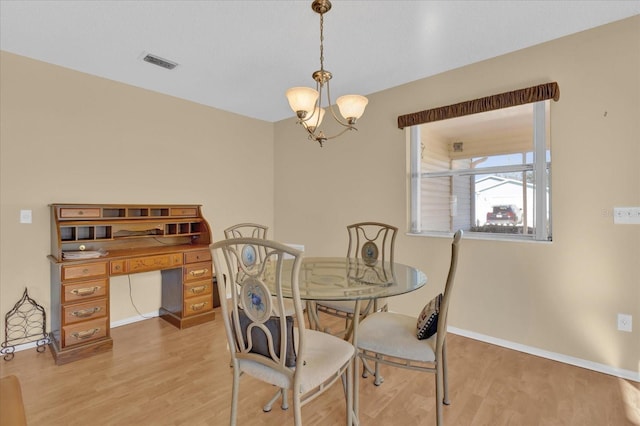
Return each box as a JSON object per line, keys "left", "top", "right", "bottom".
{"left": 0, "top": 310, "right": 637, "bottom": 425}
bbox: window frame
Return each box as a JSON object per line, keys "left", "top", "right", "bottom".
{"left": 408, "top": 100, "right": 552, "bottom": 242}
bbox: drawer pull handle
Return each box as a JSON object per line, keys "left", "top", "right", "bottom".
{"left": 189, "top": 268, "right": 208, "bottom": 278}
{"left": 71, "top": 328, "right": 100, "bottom": 340}
{"left": 189, "top": 285, "right": 208, "bottom": 295}
{"left": 190, "top": 302, "right": 208, "bottom": 311}
{"left": 71, "top": 307, "right": 102, "bottom": 318}
{"left": 71, "top": 286, "right": 101, "bottom": 297}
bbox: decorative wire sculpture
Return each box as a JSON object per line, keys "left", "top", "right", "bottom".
{"left": 2, "top": 288, "right": 50, "bottom": 361}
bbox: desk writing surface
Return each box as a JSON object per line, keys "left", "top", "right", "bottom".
{"left": 265, "top": 257, "right": 427, "bottom": 301}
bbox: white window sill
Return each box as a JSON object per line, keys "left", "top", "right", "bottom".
{"left": 406, "top": 231, "right": 553, "bottom": 244}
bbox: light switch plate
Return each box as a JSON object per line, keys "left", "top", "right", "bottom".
{"left": 618, "top": 313, "right": 632, "bottom": 332}
{"left": 19, "top": 209, "right": 32, "bottom": 224}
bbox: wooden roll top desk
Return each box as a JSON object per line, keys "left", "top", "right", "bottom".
{"left": 48, "top": 203, "right": 216, "bottom": 365}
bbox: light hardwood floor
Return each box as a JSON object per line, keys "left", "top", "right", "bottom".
{"left": 1, "top": 310, "right": 638, "bottom": 425}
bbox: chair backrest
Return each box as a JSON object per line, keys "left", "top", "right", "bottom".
{"left": 347, "top": 222, "right": 398, "bottom": 265}
{"left": 211, "top": 237, "right": 305, "bottom": 373}
{"left": 224, "top": 223, "right": 270, "bottom": 283}
{"left": 224, "top": 223, "right": 269, "bottom": 240}
{"left": 224, "top": 223, "right": 269, "bottom": 255}
{"left": 435, "top": 230, "right": 463, "bottom": 351}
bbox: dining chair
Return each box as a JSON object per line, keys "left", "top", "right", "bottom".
{"left": 356, "top": 230, "right": 462, "bottom": 426}
{"left": 223, "top": 223, "right": 297, "bottom": 410}
{"left": 312, "top": 222, "right": 398, "bottom": 339}
{"left": 224, "top": 223, "right": 296, "bottom": 317}
{"left": 211, "top": 237, "right": 355, "bottom": 426}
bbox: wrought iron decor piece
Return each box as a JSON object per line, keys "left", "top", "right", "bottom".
{"left": 2, "top": 288, "right": 50, "bottom": 361}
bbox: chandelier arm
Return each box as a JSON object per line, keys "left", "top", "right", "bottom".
{"left": 302, "top": 123, "right": 320, "bottom": 138}
{"left": 324, "top": 82, "right": 353, "bottom": 128}
{"left": 298, "top": 98, "right": 322, "bottom": 127}
{"left": 318, "top": 126, "right": 357, "bottom": 141}
{"left": 326, "top": 105, "right": 352, "bottom": 128}
{"left": 309, "top": 127, "right": 358, "bottom": 142}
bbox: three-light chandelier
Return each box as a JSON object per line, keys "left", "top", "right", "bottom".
{"left": 285, "top": 0, "right": 368, "bottom": 147}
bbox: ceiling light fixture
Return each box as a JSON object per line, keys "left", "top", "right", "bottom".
{"left": 286, "top": 0, "right": 368, "bottom": 147}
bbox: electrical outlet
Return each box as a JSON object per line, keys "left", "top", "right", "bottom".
{"left": 617, "top": 313, "right": 632, "bottom": 332}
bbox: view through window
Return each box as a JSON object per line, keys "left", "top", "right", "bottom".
{"left": 409, "top": 101, "right": 551, "bottom": 241}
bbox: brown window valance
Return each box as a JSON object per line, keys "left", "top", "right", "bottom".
{"left": 397, "top": 82, "right": 559, "bottom": 129}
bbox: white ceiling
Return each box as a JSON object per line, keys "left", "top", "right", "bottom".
{"left": 1, "top": 1, "right": 639, "bottom": 123}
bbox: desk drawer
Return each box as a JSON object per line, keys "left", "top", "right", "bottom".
{"left": 59, "top": 208, "right": 101, "bottom": 218}
{"left": 62, "top": 317, "right": 108, "bottom": 347}
{"left": 62, "top": 262, "right": 108, "bottom": 281}
{"left": 183, "top": 262, "right": 212, "bottom": 283}
{"left": 183, "top": 280, "right": 212, "bottom": 299}
{"left": 110, "top": 260, "right": 128, "bottom": 275}
{"left": 63, "top": 279, "right": 108, "bottom": 303}
{"left": 171, "top": 208, "right": 197, "bottom": 217}
{"left": 128, "top": 253, "right": 183, "bottom": 273}
{"left": 184, "top": 250, "right": 211, "bottom": 264}
{"left": 63, "top": 299, "right": 107, "bottom": 325}
{"left": 184, "top": 294, "right": 213, "bottom": 317}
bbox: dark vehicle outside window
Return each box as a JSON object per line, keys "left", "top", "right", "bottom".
{"left": 486, "top": 205, "right": 522, "bottom": 226}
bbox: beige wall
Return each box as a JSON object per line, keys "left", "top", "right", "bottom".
{"left": 274, "top": 16, "right": 639, "bottom": 374}
{"left": 1, "top": 16, "right": 638, "bottom": 375}
{"left": 0, "top": 52, "right": 275, "bottom": 325}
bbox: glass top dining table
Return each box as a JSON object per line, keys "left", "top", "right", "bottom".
{"left": 264, "top": 256, "right": 428, "bottom": 425}
{"left": 265, "top": 256, "right": 427, "bottom": 301}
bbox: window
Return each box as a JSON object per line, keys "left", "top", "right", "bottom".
{"left": 408, "top": 100, "right": 552, "bottom": 241}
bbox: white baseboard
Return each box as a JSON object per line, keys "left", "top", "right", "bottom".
{"left": 1, "top": 311, "right": 160, "bottom": 355}
{"left": 448, "top": 326, "right": 640, "bottom": 383}
{"left": 110, "top": 311, "right": 160, "bottom": 328}
{"left": 7, "top": 317, "right": 636, "bottom": 383}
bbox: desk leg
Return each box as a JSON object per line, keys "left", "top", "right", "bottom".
{"left": 352, "top": 299, "right": 361, "bottom": 425}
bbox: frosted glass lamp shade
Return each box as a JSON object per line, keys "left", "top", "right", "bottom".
{"left": 286, "top": 87, "right": 319, "bottom": 118}
{"left": 336, "top": 95, "right": 368, "bottom": 121}
{"left": 305, "top": 107, "right": 325, "bottom": 130}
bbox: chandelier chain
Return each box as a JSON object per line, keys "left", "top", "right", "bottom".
{"left": 319, "top": 12, "right": 325, "bottom": 73}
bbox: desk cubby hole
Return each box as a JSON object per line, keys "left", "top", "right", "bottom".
{"left": 77, "top": 226, "right": 95, "bottom": 240}
{"left": 150, "top": 208, "right": 170, "bottom": 217}
{"left": 102, "top": 208, "right": 126, "bottom": 218}
{"left": 126, "top": 208, "right": 149, "bottom": 217}
{"left": 60, "top": 227, "right": 76, "bottom": 241}
{"left": 164, "top": 222, "right": 202, "bottom": 236}
{"left": 95, "top": 226, "right": 112, "bottom": 240}
{"left": 61, "top": 225, "right": 113, "bottom": 242}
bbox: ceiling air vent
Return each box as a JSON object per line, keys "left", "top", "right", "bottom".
{"left": 143, "top": 53, "right": 178, "bottom": 70}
